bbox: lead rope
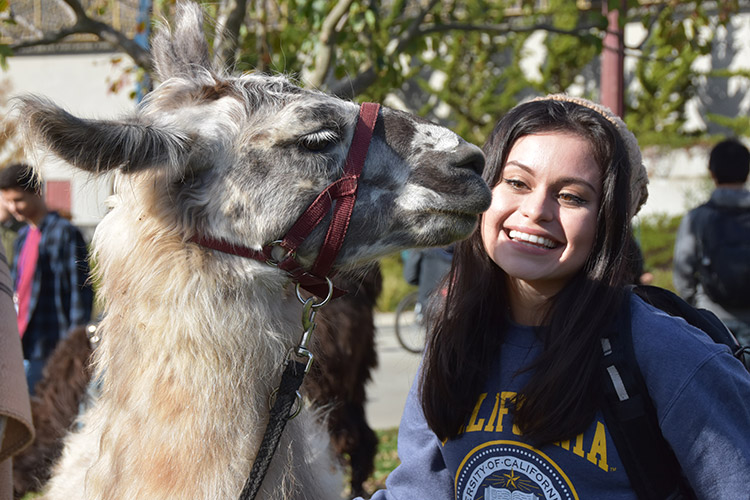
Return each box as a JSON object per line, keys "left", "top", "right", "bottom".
{"left": 222, "top": 103, "right": 379, "bottom": 499}
{"left": 238, "top": 278, "right": 333, "bottom": 500}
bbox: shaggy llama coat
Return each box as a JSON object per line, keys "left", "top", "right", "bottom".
{"left": 13, "top": 269, "right": 381, "bottom": 498}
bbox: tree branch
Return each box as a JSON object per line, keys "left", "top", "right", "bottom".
{"left": 213, "top": 0, "right": 248, "bottom": 71}
{"left": 329, "top": 13, "right": 604, "bottom": 99}
{"left": 416, "top": 21, "right": 602, "bottom": 38}
{"left": 329, "top": 66, "right": 377, "bottom": 100}
{"left": 303, "top": 0, "right": 356, "bottom": 89}
{"left": 329, "top": 0, "right": 439, "bottom": 98}
{"left": 8, "top": 0, "right": 152, "bottom": 71}
{"left": 394, "top": 0, "right": 440, "bottom": 55}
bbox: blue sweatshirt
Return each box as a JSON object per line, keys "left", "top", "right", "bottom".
{"left": 364, "top": 295, "right": 750, "bottom": 499}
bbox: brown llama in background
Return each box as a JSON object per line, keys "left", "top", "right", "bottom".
{"left": 13, "top": 326, "right": 94, "bottom": 498}
{"left": 303, "top": 266, "right": 381, "bottom": 498}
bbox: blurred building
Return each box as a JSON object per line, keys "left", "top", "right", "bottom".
{"left": 0, "top": 0, "right": 148, "bottom": 239}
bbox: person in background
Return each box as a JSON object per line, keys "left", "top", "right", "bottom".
{"left": 0, "top": 241, "right": 34, "bottom": 500}
{"left": 402, "top": 245, "right": 453, "bottom": 320}
{"left": 0, "top": 163, "right": 94, "bottom": 395}
{"left": 673, "top": 139, "right": 750, "bottom": 351}
{"left": 358, "top": 96, "right": 750, "bottom": 500}
{"left": 0, "top": 197, "right": 24, "bottom": 263}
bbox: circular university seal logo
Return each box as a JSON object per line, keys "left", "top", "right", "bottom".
{"left": 455, "top": 441, "right": 578, "bottom": 500}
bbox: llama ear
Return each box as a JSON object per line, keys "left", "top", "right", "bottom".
{"left": 19, "top": 96, "right": 188, "bottom": 174}
{"left": 152, "top": 1, "right": 214, "bottom": 82}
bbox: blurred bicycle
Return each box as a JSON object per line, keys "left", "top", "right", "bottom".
{"left": 396, "top": 246, "right": 453, "bottom": 353}
{"left": 394, "top": 290, "right": 426, "bottom": 353}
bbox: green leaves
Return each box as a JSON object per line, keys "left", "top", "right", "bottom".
{"left": 7, "top": 0, "right": 743, "bottom": 148}
{"left": 1, "top": 0, "right": 13, "bottom": 70}
{"left": 0, "top": 44, "right": 11, "bottom": 71}
{"left": 624, "top": 1, "right": 741, "bottom": 145}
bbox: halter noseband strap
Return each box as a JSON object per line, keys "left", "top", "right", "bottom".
{"left": 191, "top": 102, "right": 381, "bottom": 299}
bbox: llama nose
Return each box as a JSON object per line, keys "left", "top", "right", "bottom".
{"left": 452, "top": 144, "right": 485, "bottom": 177}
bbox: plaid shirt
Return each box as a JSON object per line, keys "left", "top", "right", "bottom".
{"left": 11, "top": 212, "right": 94, "bottom": 361}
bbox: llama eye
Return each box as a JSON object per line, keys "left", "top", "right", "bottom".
{"left": 299, "top": 129, "right": 338, "bottom": 152}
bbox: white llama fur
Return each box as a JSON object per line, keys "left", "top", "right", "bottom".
{"left": 19, "top": 2, "right": 491, "bottom": 499}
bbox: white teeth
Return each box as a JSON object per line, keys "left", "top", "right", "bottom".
{"left": 508, "top": 230, "right": 556, "bottom": 249}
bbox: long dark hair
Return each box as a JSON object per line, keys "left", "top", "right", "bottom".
{"left": 420, "top": 99, "right": 633, "bottom": 445}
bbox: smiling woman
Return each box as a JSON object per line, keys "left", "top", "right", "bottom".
{"left": 481, "top": 132, "right": 602, "bottom": 314}
{"left": 360, "top": 95, "right": 750, "bottom": 500}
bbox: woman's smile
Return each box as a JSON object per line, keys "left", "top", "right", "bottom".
{"left": 506, "top": 229, "right": 560, "bottom": 250}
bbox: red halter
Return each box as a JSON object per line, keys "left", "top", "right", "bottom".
{"left": 191, "top": 102, "right": 381, "bottom": 299}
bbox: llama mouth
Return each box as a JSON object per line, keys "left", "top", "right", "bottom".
{"left": 508, "top": 230, "right": 559, "bottom": 249}
{"left": 430, "top": 208, "right": 482, "bottom": 218}
{"left": 425, "top": 210, "right": 483, "bottom": 229}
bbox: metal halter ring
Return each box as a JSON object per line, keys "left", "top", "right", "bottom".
{"left": 264, "top": 240, "right": 296, "bottom": 266}
{"left": 268, "top": 388, "right": 303, "bottom": 420}
{"left": 293, "top": 346, "right": 315, "bottom": 374}
{"left": 295, "top": 276, "right": 334, "bottom": 308}
{"left": 86, "top": 323, "right": 101, "bottom": 345}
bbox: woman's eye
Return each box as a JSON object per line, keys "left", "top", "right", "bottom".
{"left": 558, "top": 192, "right": 587, "bottom": 206}
{"left": 299, "top": 129, "right": 338, "bottom": 152}
{"left": 502, "top": 178, "right": 527, "bottom": 190}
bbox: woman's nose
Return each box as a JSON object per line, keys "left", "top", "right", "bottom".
{"left": 519, "top": 189, "right": 553, "bottom": 222}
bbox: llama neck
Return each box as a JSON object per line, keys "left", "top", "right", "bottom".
{"left": 90, "top": 187, "right": 312, "bottom": 435}
{"left": 92, "top": 212, "right": 304, "bottom": 405}
{"left": 96, "top": 259, "right": 302, "bottom": 393}
{"left": 81, "top": 225, "right": 313, "bottom": 496}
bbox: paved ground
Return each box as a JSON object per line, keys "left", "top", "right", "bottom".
{"left": 364, "top": 312, "right": 422, "bottom": 430}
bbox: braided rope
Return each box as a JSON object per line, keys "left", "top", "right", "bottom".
{"left": 238, "top": 360, "right": 307, "bottom": 500}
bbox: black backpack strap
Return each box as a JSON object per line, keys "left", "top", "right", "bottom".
{"left": 633, "top": 285, "right": 748, "bottom": 366}
{"left": 600, "top": 290, "right": 695, "bottom": 500}
{"left": 704, "top": 198, "right": 750, "bottom": 214}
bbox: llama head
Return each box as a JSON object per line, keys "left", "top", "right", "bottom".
{"left": 18, "top": 1, "right": 491, "bottom": 273}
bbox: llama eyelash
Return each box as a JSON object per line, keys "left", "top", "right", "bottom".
{"left": 298, "top": 129, "right": 340, "bottom": 151}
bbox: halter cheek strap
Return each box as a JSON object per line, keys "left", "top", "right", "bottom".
{"left": 191, "top": 102, "right": 381, "bottom": 299}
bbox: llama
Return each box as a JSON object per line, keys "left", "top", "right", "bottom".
{"left": 19, "top": 2, "right": 491, "bottom": 498}
{"left": 13, "top": 269, "right": 380, "bottom": 498}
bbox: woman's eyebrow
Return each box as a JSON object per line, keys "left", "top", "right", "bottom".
{"left": 555, "top": 176, "right": 599, "bottom": 193}
{"left": 504, "top": 162, "right": 599, "bottom": 193}
{"left": 502, "top": 161, "right": 538, "bottom": 178}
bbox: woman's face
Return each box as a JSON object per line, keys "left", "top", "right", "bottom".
{"left": 481, "top": 132, "right": 602, "bottom": 296}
